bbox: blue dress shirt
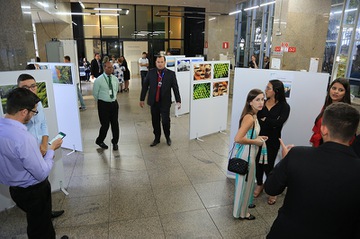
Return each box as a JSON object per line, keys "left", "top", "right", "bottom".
{"left": 0, "top": 117, "right": 54, "bottom": 187}
{"left": 25, "top": 101, "right": 49, "bottom": 145}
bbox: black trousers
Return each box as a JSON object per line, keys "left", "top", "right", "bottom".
{"left": 96, "top": 99, "right": 119, "bottom": 145}
{"left": 9, "top": 179, "right": 55, "bottom": 239}
{"left": 255, "top": 143, "right": 280, "bottom": 185}
{"left": 151, "top": 102, "right": 170, "bottom": 141}
{"left": 140, "top": 71, "right": 148, "bottom": 87}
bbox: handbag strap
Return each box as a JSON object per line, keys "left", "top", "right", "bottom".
{"left": 230, "top": 121, "right": 255, "bottom": 160}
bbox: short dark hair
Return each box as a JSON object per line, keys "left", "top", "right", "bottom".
{"left": 322, "top": 102, "right": 359, "bottom": 142}
{"left": 17, "top": 73, "right": 35, "bottom": 86}
{"left": 25, "top": 64, "right": 36, "bottom": 70}
{"left": 156, "top": 56, "right": 166, "bottom": 62}
{"left": 6, "top": 88, "right": 40, "bottom": 115}
{"left": 64, "top": 55, "right": 71, "bottom": 62}
{"left": 142, "top": 52, "right": 147, "bottom": 55}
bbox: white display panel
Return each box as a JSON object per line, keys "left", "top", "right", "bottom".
{"left": 36, "top": 62, "right": 83, "bottom": 152}
{"left": 0, "top": 70, "right": 65, "bottom": 211}
{"left": 189, "top": 61, "right": 230, "bottom": 139}
{"left": 174, "top": 57, "right": 204, "bottom": 116}
{"left": 228, "top": 68, "right": 329, "bottom": 176}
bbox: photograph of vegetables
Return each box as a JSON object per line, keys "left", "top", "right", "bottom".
{"left": 0, "top": 82, "right": 49, "bottom": 113}
{"left": 193, "top": 64, "right": 212, "bottom": 80}
{"left": 51, "top": 65, "right": 73, "bottom": 84}
{"left": 213, "top": 63, "right": 229, "bottom": 79}
{"left": 213, "top": 81, "right": 228, "bottom": 97}
{"left": 193, "top": 82, "right": 211, "bottom": 100}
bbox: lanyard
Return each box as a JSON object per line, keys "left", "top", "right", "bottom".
{"left": 104, "top": 73, "right": 113, "bottom": 88}
{"left": 157, "top": 71, "right": 164, "bottom": 87}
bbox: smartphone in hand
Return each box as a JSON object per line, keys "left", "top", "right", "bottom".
{"left": 48, "top": 132, "right": 66, "bottom": 145}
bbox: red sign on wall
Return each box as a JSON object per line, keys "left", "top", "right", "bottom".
{"left": 222, "top": 42, "right": 229, "bottom": 49}
{"left": 288, "top": 47, "right": 296, "bottom": 52}
{"left": 275, "top": 46, "right": 281, "bottom": 52}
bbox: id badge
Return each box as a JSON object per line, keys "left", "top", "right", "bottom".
{"left": 109, "top": 90, "right": 113, "bottom": 95}
{"left": 158, "top": 82, "right": 162, "bottom": 87}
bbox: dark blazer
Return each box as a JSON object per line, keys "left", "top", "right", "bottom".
{"left": 90, "top": 58, "right": 103, "bottom": 78}
{"left": 265, "top": 142, "right": 360, "bottom": 239}
{"left": 140, "top": 68, "right": 181, "bottom": 108}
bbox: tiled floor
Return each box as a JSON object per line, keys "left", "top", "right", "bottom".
{"left": 0, "top": 77, "right": 285, "bottom": 239}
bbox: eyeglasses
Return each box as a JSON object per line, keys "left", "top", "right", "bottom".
{"left": 21, "top": 84, "right": 37, "bottom": 90}
{"left": 27, "top": 109, "right": 38, "bottom": 115}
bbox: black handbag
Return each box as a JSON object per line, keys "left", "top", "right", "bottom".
{"left": 227, "top": 124, "right": 255, "bottom": 175}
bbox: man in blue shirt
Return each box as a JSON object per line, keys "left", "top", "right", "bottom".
{"left": 93, "top": 61, "right": 120, "bottom": 150}
{"left": 17, "top": 73, "right": 65, "bottom": 218}
{"left": 0, "top": 88, "right": 66, "bottom": 239}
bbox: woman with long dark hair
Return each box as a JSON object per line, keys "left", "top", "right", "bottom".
{"left": 119, "top": 56, "right": 131, "bottom": 92}
{"left": 232, "top": 89, "right": 268, "bottom": 220}
{"left": 310, "top": 78, "right": 351, "bottom": 147}
{"left": 254, "top": 80, "right": 290, "bottom": 205}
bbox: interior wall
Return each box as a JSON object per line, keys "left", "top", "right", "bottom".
{"left": 123, "top": 41, "right": 148, "bottom": 76}
{"left": 35, "top": 22, "right": 73, "bottom": 62}
{"left": 271, "top": 0, "right": 331, "bottom": 71}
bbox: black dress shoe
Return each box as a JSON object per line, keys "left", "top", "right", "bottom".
{"left": 96, "top": 142, "right": 108, "bottom": 149}
{"left": 248, "top": 204, "right": 256, "bottom": 208}
{"left": 150, "top": 140, "right": 160, "bottom": 147}
{"left": 166, "top": 138, "right": 172, "bottom": 146}
{"left": 239, "top": 214, "right": 256, "bottom": 220}
{"left": 51, "top": 210, "right": 64, "bottom": 218}
{"left": 113, "top": 144, "right": 118, "bottom": 151}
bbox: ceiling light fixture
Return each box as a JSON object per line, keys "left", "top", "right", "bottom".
{"left": 244, "top": 6, "right": 260, "bottom": 11}
{"left": 209, "top": 17, "right": 216, "bottom": 21}
{"left": 79, "top": 1, "right": 85, "bottom": 9}
{"left": 229, "top": 9, "right": 242, "bottom": 15}
{"left": 38, "top": 2, "right": 49, "bottom": 8}
{"left": 260, "top": 1, "right": 276, "bottom": 7}
{"left": 94, "top": 8, "right": 122, "bottom": 11}
{"left": 21, "top": 6, "right": 31, "bottom": 9}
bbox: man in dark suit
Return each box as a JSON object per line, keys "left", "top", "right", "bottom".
{"left": 90, "top": 53, "right": 103, "bottom": 80}
{"left": 140, "top": 55, "right": 181, "bottom": 147}
{"left": 265, "top": 102, "right": 360, "bottom": 239}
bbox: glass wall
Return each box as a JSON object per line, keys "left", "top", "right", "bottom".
{"left": 74, "top": 3, "right": 196, "bottom": 63}
{"left": 323, "top": 0, "right": 360, "bottom": 97}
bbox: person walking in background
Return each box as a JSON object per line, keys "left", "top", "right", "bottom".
{"left": 93, "top": 61, "right": 120, "bottom": 151}
{"left": 232, "top": 89, "right": 268, "bottom": 220}
{"left": 265, "top": 103, "right": 360, "bottom": 239}
{"left": 119, "top": 56, "right": 131, "bottom": 92}
{"left": 17, "top": 73, "right": 65, "bottom": 219}
{"left": 139, "top": 52, "right": 149, "bottom": 87}
{"left": 81, "top": 57, "right": 91, "bottom": 81}
{"left": 248, "top": 55, "right": 258, "bottom": 69}
{"left": 90, "top": 53, "right": 103, "bottom": 81}
{"left": 139, "top": 56, "right": 181, "bottom": 147}
{"left": 310, "top": 78, "right": 351, "bottom": 147}
{"left": 254, "top": 80, "right": 290, "bottom": 205}
{"left": 0, "top": 88, "right": 66, "bottom": 239}
{"left": 113, "top": 57, "right": 125, "bottom": 93}
{"left": 64, "top": 56, "right": 86, "bottom": 111}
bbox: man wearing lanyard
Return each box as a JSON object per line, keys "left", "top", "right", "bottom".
{"left": 140, "top": 55, "right": 181, "bottom": 147}
{"left": 0, "top": 88, "right": 66, "bottom": 239}
{"left": 93, "top": 61, "right": 120, "bottom": 150}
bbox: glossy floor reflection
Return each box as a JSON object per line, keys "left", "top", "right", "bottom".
{"left": 0, "top": 77, "right": 284, "bottom": 239}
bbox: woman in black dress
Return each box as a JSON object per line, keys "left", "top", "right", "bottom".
{"left": 119, "top": 56, "right": 131, "bottom": 92}
{"left": 254, "top": 80, "right": 290, "bottom": 205}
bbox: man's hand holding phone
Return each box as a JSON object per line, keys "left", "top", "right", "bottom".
{"left": 49, "top": 138, "right": 63, "bottom": 151}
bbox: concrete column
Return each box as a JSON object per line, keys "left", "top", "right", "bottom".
{"left": 0, "top": 0, "right": 35, "bottom": 71}
{"left": 271, "top": 0, "right": 331, "bottom": 71}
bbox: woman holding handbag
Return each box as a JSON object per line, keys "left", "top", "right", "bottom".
{"left": 232, "top": 89, "right": 268, "bottom": 220}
